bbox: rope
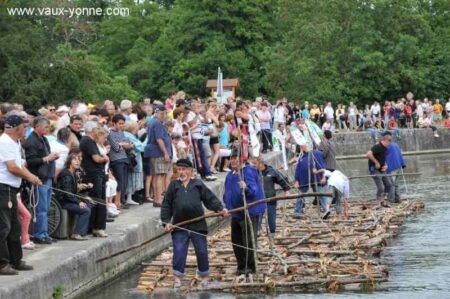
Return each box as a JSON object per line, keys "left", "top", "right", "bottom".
{"left": 29, "top": 183, "right": 39, "bottom": 223}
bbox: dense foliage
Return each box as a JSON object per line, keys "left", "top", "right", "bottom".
{"left": 1, "top": 0, "right": 449, "bottom": 107}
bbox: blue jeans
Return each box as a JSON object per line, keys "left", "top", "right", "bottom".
{"left": 33, "top": 178, "right": 52, "bottom": 239}
{"left": 195, "top": 139, "right": 212, "bottom": 177}
{"left": 267, "top": 203, "right": 277, "bottom": 234}
{"left": 294, "top": 185, "right": 328, "bottom": 214}
{"left": 62, "top": 203, "right": 91, "bottom": 236}
{"left": 172, "top": 230, "right": 209, "bottom": 278}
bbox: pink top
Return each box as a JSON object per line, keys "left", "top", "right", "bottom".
{"left": 165, "top": 99, "right": 174, "bottom": 112}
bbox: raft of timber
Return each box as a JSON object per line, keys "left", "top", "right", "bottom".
{"left": 137, "top": 199, "right": 424, "bottom": 294}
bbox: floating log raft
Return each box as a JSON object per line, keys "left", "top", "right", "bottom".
{"left": 137, "top": 199, "right": 424, "bottom": 294}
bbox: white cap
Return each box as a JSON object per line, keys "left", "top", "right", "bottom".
{"left": 56, "top": 105, "right": 69, "bottom": 113}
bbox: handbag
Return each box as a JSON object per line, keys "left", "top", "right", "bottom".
{"left": 127, "top": 150, "right": 138, "bottom": 169}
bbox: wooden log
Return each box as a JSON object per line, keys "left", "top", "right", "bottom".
{"left": 287, "top": 233, "right": 314, "bottom": 249}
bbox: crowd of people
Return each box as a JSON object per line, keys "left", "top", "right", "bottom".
{"left": 0, "top": 91, "right": 447, "bottom": 278}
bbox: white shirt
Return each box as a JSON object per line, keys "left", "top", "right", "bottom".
{"left": 370, "top": 104, "right": 380, "bottom": 115}
{"left": 97, "top": 143, "right": 109, "bottom": 173}
{"left": 49, "top": 140, "right": 69, "bottom": 172}
{"left": 348, "top": 107, "right": 356, "bottom": 116}
{"left": 0, "top": 133, "right": 23, "bottom": 188}
{"left": 58, "top": 113, "right": 70, "bottom": 130}
{"left": 324, "top": 170, "right": 350, "bottom": 198}
{"left": 445, "top": 102, "right": 450, "bottom": 112}
{"left": 324, "top": 106, "right": 334, "bottom": 119}
{"left": 273, "top": 106, "right": 286, "bottom": 123}
{"left": 322, "top": 122, "right": 331, "bottom": 131}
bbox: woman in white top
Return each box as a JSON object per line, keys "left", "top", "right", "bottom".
{"left": 205, "top": 102, "right": 221, "bottom": 173}
{"left": 49, "top": 127, "right": 77, "bottom": 178}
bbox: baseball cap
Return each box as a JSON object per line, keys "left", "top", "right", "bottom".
{"left": 5, "top": 115, "right": 27, "bottom": 129}
{"left": 154, "top": 104, "right": 166, "bottom": 113}
{"left": 175, "top": 158, "right": 193, "bottom": 168}
{"left": 230, "top": 148, "right": 240, "bottom": 158}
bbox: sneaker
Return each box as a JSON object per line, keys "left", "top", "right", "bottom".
{"left": 434, "top": 133, "right": 439, "bottom": 137}
{"left": 22, "top": 242, "right": 35, "bottom": 250}
{"left": 0, "top": 265, "right": 18, "bottom": 275}
{"left": 92, "top": 230, "right": 108, "bottom": 238}
{"left": 322, "top": 209, "right": 331, "bottom": 220}
{"left": 125, "top": 198, "right": 139, "bottom": 205}
{"left": 223, "top": 167, "right": 231, "bottom": 172}
{"left": 205, "top": 175, "right": 217, "bottom": 181}
{"left": 12, "top": 261, "right": 33, "bottom": 271}
{"left": 33, "top": 238, "right": 52, "bottom": 245}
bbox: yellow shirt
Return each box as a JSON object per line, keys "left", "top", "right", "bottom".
{"left": 310, "top": 108, "right": 320, "bottom": 117}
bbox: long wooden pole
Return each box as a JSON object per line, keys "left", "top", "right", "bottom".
{"left": 96, "top": 191, "right": 332, "bottom": 263}
{"left": 174, "top": 191, "right": 333, "bottom": 227}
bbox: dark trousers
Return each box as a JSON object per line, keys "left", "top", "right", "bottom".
{"left": 267, "top": 203, "right": 277, "bottom": 234}
{"left": 231, "top": 215, "right": 259, "bottom": 275}
{"left": 372, "top": 170, "right": 394, "bottom": 201}
{"left": 171, "top": 230, "right": 209, "bottom": 277}
{"left": 110, "top": 161, "right": 129, "bottom": 203}
{"left": 85, "top": 174, "right": 107, "bottom": 231}
{"left": 62, "top": 203, "right": 91, "bottom": 236}
{"left": 0, "top": 184, "right": 22, "bottom": 268}
{"left": 261, "top": 129, "right": 272, "bottom": 151}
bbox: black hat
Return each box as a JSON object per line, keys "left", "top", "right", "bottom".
{"left": 5, "top": 115, "right": 27, "bottom": 129}
{"left": 154, "top": 104, "right": 166, "bottom": 112}
{"left": 230, "top": 148, "right": 240, "bottom": 158}
{"left": 175, "top": 158, "right": 193, "bottom": 168}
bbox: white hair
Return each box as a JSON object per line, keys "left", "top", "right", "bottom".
{"left": 84, "top": 121, "right": 98, "bottom": 133}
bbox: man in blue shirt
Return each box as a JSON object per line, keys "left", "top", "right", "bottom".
{"left": 385, "top": 142, "right": 406, "bottom": 203}
{"left": 223, "top": 150, "right": 265, "bottom": 277}
{"left": 144, "top": 105, "right": 172, "bottom": 207}
{"left": 293, "top": 143, "right": 328, "bottom": 218}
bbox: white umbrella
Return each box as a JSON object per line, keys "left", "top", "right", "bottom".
{"left": 216, "top": 67, "right": 225, "bottom": 104}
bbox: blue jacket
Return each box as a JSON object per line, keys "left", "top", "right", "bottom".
{"left": 386, "top": 142, "right": 406, "bottom": 173}
{"left": 223, "top": 164, "right": 266, "bottom": 219}
{"left": 294, "top": 150, "right": 326, "bottom": 192}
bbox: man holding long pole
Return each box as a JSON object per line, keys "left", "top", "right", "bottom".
{"left": 223, "top": 149, "right": 265, "bottom": 278}
{"left": 161, "top": 158, "right": 227, "bottom": 289}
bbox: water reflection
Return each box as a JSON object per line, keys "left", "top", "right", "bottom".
{"left": 86, "top": 154, "right": 450, "bottom": 299}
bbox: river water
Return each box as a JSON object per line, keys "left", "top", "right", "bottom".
{"left": 86, "top": 153, "right": 450, "bottom": 299}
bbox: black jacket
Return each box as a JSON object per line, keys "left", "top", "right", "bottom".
{"left": 24, "top": 131, "right": 55, "bottom": 179}
{"left": 56, "top": 168, "right": 79, "bottom": 205}
{"left": 261, "top": 165, "right": 291, "bottom": 199}
{"left": 161, "top": 178, "right": 223, "bottom": 233}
